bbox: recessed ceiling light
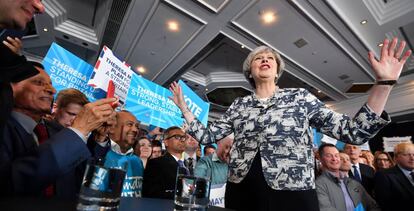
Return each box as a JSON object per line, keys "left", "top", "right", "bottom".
{"left": 261, "top": 11, "right": 276, "bottom": 24}
{"left": 167, "top": 20, "right": 179, "bottom": 32}
{"left": 360, "top": 20, "right": 368, "bottom": 25}
{"left": 241, "top": 45, "right": 245, "bottom": 49}
{"left": 317, "top": 90, "right": 321, "bottom": 93}
{"left": 136, "top": 66, "right": 146, "bottom": 73}
{"left": 378, "top": 43, "right": 383, "bottom": 47}
{"left": 205, "top": 88, "right": 209, "bottom": 91}
{"left": 43, "top": 28, "right": 48, "bottom": 32}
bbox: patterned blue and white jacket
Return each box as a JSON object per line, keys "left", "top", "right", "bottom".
{"left": 187, "top": 88, "right": 390, "bottom": 190}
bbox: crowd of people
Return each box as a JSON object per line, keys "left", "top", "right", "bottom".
{"left": 1, "top": 1, "right": 413, "bottom": 211}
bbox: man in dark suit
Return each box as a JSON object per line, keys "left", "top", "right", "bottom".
{"left": 344, "top": 144, "right": 375, "bottom": 196}
{"left": 375, "top": 142, "right": 414, "bottom": 211}
{"left": 0, "top": 0, "right": 46, "bottom": 135}
{"left": 183, "top": 134, "right": 201, "bottom": 174}
{"left": 142, "top": 126, "right": 187, "bottom": 199}
{"left": 0, "top": 63, "right": 117, "bottom": 197}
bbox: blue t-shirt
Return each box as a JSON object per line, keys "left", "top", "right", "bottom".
{"left": 104, "top": 149, "right": 144, "bottom": 197}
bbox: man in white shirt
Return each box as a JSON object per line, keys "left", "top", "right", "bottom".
{"left": 183, "top": 134, "right": 200, "bottom": 174}
{"left": 142, "top": 126, "right": 187, "bottom": 199}
{"left": 343, "top": 144, "right": 375, "bottom": 195}
{"left": 375, "top": 142, "right": 414, "bottom": 211}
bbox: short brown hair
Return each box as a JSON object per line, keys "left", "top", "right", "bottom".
{"left": 55, "top": 88, "right": 89, "bottom": 109}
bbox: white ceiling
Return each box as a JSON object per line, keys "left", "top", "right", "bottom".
{"left": 18, "top": 0, "right": 414, "bottom": 122}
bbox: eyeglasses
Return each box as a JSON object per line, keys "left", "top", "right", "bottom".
{"left": 166, "top": 134, "right": 187, "bottom": 141}
{"left": 377, "top": 158, "right": 390, "bottom": 161}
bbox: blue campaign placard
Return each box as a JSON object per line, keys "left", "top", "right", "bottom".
{"left": 125, "top": 74, "right": 183, "bottom": 129}
{"left": 125, "top": 76, "right": 210, "bottom": 129}
{"left": 178, "top": 80, "right": 210, "bottom": 126}
{"left": 42, "top": 42, "right": 96, "bottom": 102}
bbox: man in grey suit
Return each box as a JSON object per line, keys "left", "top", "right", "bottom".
{"left": 316, "top": 143, "right": 379, "bottom": 211}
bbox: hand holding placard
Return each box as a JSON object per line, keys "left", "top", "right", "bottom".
{"left": 72, "top": 98, "right": 117, "bottom": 137}
{"left": 106, "top": 80, "right": 119, "bottom": 109}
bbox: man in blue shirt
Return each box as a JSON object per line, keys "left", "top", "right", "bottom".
{"left": 195, "top": 134, "right": 233, "bottom": 185}
{"left": 194, "top": 134, "right": 233, "bottom": 208}
{"left": 104, "top": 110, "right": 144, "bottom": 197}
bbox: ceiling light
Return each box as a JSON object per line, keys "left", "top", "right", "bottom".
{"left": 136, "top": 66, "right": 146, "bottom": 73}
{"left": 205, "top": 88, "right": 209, "bottom": 91}
{"left": 317, "top": 90, "right": 321, "bottom": 93}
{"left": 360, "top": 20, "right": 368, "bottom": 25}
{"left": 261, "top": 11, "right": 276, "bottom": 24}
{"left": 241, "top": 45, "right": 245, "bottom": 49}
{"left": 167, "top": 20, "right": 179, "bottom": 32}
{"left": 43, "top": 28, "right": 48, "bottom": 32}
{"left": 378, "top": 43, "right": 383, "bottom": 47}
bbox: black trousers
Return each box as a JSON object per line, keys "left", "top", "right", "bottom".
{"left": 225, "top": 152, "right": 320, "bottom": 211}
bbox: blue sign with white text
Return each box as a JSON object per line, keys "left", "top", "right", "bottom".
{"left": 42, "top": 42, "right": 96, "bottom": 102}
{"left": 125, "top": 76, "right": 210, "bottom": 129}
{"left": 125, "top": 75, "right": 183, "bottom": 129}
{"left": 178, "top": 80, "right": 210, "bottom": 126}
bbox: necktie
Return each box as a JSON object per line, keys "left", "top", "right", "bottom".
{"left": 352, "top": 165, "right": 362, "bottom": 182}
{"left": 33, "top": 123, "right": 48, "bottom": 144}
{"left": 33, "top": 123, "right": 54, "bottom": 197}
{"left": 178, "top": 160, "right": 190, "bottom": 175}
{"left": 187, "top": 158, "right": 194, "bottom": 175}
{"left": 410, "top": 172, "right": 414, "bottom": 182}
{"left": 338, "top": 179, "right": 354, "bottom": 211}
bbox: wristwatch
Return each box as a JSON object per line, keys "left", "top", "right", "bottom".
{"left": 376, "top": 80, "right": 397, "bottom": 86}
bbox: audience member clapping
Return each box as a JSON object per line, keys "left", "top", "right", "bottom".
{"left": 1, "top": 62, "right": 117, "bottom": 197}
